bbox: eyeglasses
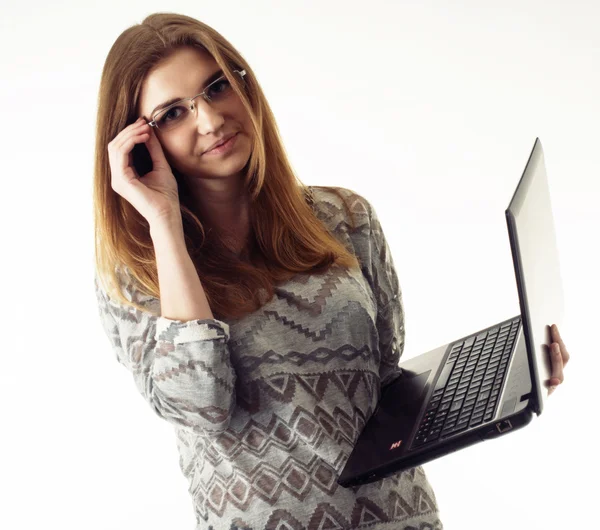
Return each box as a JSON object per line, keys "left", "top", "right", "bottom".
{"left": 147, "top": 69, "right": 247, "bottom": 132}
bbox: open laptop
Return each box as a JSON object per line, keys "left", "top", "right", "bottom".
{"left": 338, "top": 137, "right": 564, "bottom": 488}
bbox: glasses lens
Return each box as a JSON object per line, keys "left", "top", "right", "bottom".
{"left": 205, "top": 76, "right": 234, "bottom": 101}
{"left": 154, "top": 103, "right": 191, "bottom": 132}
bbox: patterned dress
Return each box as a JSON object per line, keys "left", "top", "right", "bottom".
{"left": 94, "top": 186, "right": 444, "bottom": 530}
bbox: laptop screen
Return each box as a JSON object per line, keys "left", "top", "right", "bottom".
{"left": 505, "top": 138, "right": 565, "bottom": 415}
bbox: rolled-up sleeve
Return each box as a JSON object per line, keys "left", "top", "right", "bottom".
{"left": 94, "top": 272, "right": 236, "bottom": 436}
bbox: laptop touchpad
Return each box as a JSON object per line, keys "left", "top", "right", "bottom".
{"left": 380, "top": 369, "right": 431, "bottom": 418}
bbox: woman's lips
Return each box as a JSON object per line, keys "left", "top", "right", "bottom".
{"left": 203, "top": 133, "right": 238, "bottom": 155}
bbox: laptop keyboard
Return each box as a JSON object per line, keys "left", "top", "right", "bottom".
{"left": 411, "top": 317, "right": 521, "bottom": 449}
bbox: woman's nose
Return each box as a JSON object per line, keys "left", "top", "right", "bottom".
{"left": 192, "top": 98, "right": 225, "bottom": 134}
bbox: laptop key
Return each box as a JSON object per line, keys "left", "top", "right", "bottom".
{"left": 480, "top": 381, "right": 493, "bottom": 393}
{"left": 441, "top": 421, "right": 469, "bottom": 437}
{"left": 428, "top": 428, "right": 442, "bottom": 439}
{"left": 449, "top": 399, "right": 463, "bottom": 413}
{"left": 469, "top": 411, "right": 483, "bottom": 427}
{"left": 434, "top": 360, "right": 456, "bottom": 393}
{"left": 414, "top": 433, "right": 426, "bottom": 442}
{"left": 426, "top": 399, "right": 441, "bottom": 412}
{"left": 454, "top": 419, "right": 470, "bottom": 431}
{"left": 437, "top": 401, "right": 452, "bottom": 413}
{"left": 477, "top": 390, "right": 491, "bottom": 404}
{"left": 446, "top": 410, "right": 460, "bottom": 422}
{"left": 424, "top": 431, "right": 442, "bottom": 443}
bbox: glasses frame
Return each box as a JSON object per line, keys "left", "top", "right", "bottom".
{"left": 147, "top": 69, "right": 247, "bottom": 131}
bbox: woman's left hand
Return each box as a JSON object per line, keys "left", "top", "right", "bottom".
{"left": 548, "top": 324, "right": 570, "bottom": 396}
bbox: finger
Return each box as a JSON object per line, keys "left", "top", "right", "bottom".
{"left": 111, "top": 131, "right": 151, "bottom": 181}
{"left": 108, "top": 118, "right": 150, "bottom": 167}
{"left": 140, "top": 122, "right": 170, "bottom": 168}
{"left": 108, "top": 138, "right": 150, "bottom": 193}
{"left": 551, "top": 324, "right": 570, "bottom": 367}
{"left": 549, "top": 342, "right": 564, "bottom": 386}
{"left": 110, "top": 118, "right": 148, "bottom": 148}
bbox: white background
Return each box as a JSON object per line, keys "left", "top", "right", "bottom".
{"left": 1, "top": 0, "right": 598, "bottom": 528}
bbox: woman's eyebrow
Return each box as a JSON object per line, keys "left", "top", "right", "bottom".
{"left": 150, "top": 69, "right": 224, "bottom": 116}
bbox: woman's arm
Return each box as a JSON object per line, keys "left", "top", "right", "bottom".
{"left": 365, "top": 199, "right": 405, "bottom": 388}
{"left": 94, "top": 216, "right": 236, "bottom": 436}
{"left": 150, "top": 215, "right": 214, "bottom": 322}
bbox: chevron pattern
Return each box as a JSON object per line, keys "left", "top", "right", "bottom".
{"left": 96, "top": 186, "right": 443, "bottom": 529}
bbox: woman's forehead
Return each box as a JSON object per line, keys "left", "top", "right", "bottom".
{"left": 139, "top": 48, "right": 220, "bottom": 118}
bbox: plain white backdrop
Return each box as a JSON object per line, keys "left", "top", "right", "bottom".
{"left": 1, "top": 0, "right": 598, "bottom": 528}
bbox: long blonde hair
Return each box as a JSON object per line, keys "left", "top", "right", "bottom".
{"left": 93, "top": 12, "right": 360, "bottom": 321}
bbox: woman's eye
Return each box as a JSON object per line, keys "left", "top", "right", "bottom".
{"left": 161, "top": 106, "right": 185, "bottom": 123}
{"left": 208, "top": 79, "right": 232, "bottom": 98}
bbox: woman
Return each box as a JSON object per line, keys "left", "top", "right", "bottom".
{"left": 93, "top": 13, "right": 569, "bottom": 530}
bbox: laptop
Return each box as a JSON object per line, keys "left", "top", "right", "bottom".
{"left": 338, "top": 137, "right": 564, "bottom": 488}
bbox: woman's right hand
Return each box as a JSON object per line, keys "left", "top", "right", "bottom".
{"left": 107, "top": 117, "right": 181, "bottom": 226}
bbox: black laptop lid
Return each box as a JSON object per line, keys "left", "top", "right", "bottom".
{"left": 505, "top": 138, "right": 565, "bottom": 415}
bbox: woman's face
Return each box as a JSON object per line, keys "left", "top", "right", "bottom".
{"left": 137, "top": 46, "right": 253, "bottom": 182}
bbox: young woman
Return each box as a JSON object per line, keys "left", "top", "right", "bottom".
{"left": 93, "top": 12, "right": 568, "bottom": 530}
